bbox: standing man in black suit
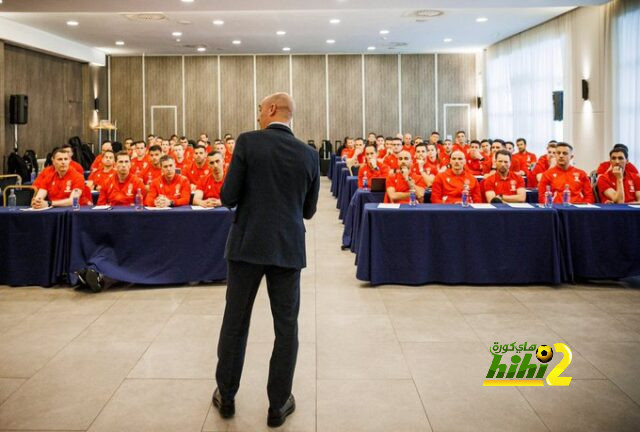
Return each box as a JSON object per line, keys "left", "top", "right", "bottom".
{"left": 212, "top": 92, "right": 320, "bottom": 428}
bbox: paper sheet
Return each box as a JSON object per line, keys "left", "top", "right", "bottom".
{"left": 571, "top": 204, "right": 600, "bottom": 209}
{"left": 377, "top": 203, "right": 401, "bottom": 209}
{"left": 19, "top": 207, "right": 51, "bottom": 211}
{"left": 506, "top": 203, "right": 534, "bottom": 209}
{"left": 91, "top": 205, "right": 111, "bottom": 210}
{"left": 469, "top": 204, "right": 495, "bottom": 209}
{"left": 191, "top": 205, "right": 217, "bottom": 210}
{"left": 144, "top": 206, "right": 172, "bottom": 210}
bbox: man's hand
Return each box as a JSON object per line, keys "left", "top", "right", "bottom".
{"left": 549, "top": 156, "right": 557, "bottom": 168}
{"left": 154, "top": 194, "right": 171, "bottom": 208}
{"left": 612, "top": 165, "right": 624, "bottom": 180}
{"left": 401, "top": 166, "right": 410, "bottom": 181}
{"left": 202, "top": 198, "right": 221, "bottom": 208}
{"left": 31, "top": 196, "right": 48, "bottom": 209}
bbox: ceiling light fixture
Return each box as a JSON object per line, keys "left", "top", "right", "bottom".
{"left": 476, "top": 17, "right": 488, "bottom": 23}
{"left": 115, "top": 41, "right": 125, "bottom": 46}
{"left": 443, "top": 38, "right": 452, "bottom": 42}
{"left": 326, "top": 39, "right": 335, "bottom": 44}
{"left": 181, "top": 0, "right": 195, "bottom": 3}
{"left": 172, "top": 31, "right": 182, "bottom": 37}
{"left": 330, "top": 18, "right": 340, "bottom": 24}
{"left": 66, "top": 20, "right": 79, "bottom": 26}
{"left": 213, "top": 20, "right": 224, "bottom": 25}
{"left": 176, "top": 38, "right": 181, "bottom": 42}
{"left": 197, "top": 47, "right": 206, "bottom": 52}
{"left": 379, "top": 29, "right": 389, "bottom": 35}
{"left": 232, "top": 40, "right": 242, "bottom": 45}
{"left": 276, "top": 30, "right": 286, "bottom": 36}
{"left": 282, "top": 47, "right": 291, "bottom": 51}
{"left": 367, "top": 46, "right": 376, "bottom": 51}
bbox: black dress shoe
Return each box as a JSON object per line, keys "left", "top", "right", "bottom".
{"left": 267, "top": 394, "right": 295, "bottom": 428}
{"left": 84, "top": 269, "right": 104, "bottom": 293}
{"left": 212, "top": 387, "right": 235, "bottom": 419}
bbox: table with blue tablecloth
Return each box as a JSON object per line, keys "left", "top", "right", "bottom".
{"left": 68, "top": 207, "right": 233, "bottom": 285}
{"left": 355, "top": 203, "right": 564, "bottom": 286}
{"left": 334, "top": 167, "right": 350, "bottom": 206}
{"left": 327, "top": 154, "right": 338, "bottom": 179}
{"left": 338, "top": 176, "right": 359, "bottom": 220}
{"left": 0, "top": 208, "right": 69, "bottom": 287}
{"left": 342, "top": 189, "right": 385, "bottom": 251}
{"left": 555, "top": 204, "right": 640, "bottom": 281}
{"left": 331, "top": 162, "right": 346, "bottom": 197}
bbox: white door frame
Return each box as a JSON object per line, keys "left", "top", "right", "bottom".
{"left": 443, "top": 103, "right": 471, "bottom": 140}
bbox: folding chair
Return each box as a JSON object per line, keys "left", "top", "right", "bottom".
{"left": 0, "top": 174, "right": 21, "bottom": 206}
{"left": 3, "top": 185, "right": 36, "bottom": 207}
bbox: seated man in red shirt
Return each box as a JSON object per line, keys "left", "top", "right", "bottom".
{"left": 431, "top": 150, "right": 482, "bottom": 204}
{"left": 538, "top": 142, "right": 594, "bottom": 204}
{"left": 32, "top": 148, "right": 87, "bottom": 208}
{"left": 412, "top": 143, "right": 441, "bottom": 187}
{"left": 225, "top": 137, "right": 236, "bottom": 155}
{"left": 402, "top": 133, "right": 414, "bottom": 155}
{"left": 131, "top": 140, "right": 151, "bottom": 178}
{"left": 87, "top": 149, "right": 116, "bottom": 191}
{"left": 597, "top": 146, "right": 640, "bottom": 203}
{"left": 530, "top": 141, "right": 557, "bottom": 187}
{"left": 484, "top": 150, "right": 526, "bottom": 203}
{"left": 61, "top": 144, "right": 85, "bottom": 175}
{"left": 512, "top": 137, "right": 537, "bottom": 178}
{"left": 186, "top": 145, "right": 211, "bottom": 190}
{"left": 214, "top": 141, "right": 232, "bottom": 166}
{"left": 97, "top": 151, "right": 146, "bottom": 206}
{"left": 179, "top": 136, "right": 195, "bottom": 163}
{"left": 385, "top": 151, "right": 426, "bottom": 204}
{"left": 466, "top": 140, "right": 484, "bottom": 175}
{"left": 481, "top": 139, "right": 506, "bottom": 177}
{"left": 375, "top": 135, "right": 385, "bottom": 155}
{"left": 452, "top": 130, "right": 470, "bottom": 158}
{"left": 340, "top": 137, "right": 355, "bottom": 159}
{"left": 382, "top": 137, "right": 404, "bottom": 172}
{"left": 161, "top": 139, "right": 172, "bottom": 155}
{"left": 439, "top": 139, "right": 454, "bottom": 167}
{"left": 144, "top": 155, "right": 191, "bottom": 207}
{"left": 596, "top": 143, "right": 638, "bottom": 176}
{"left": 172, "top": 142, "right": 192, "bottom": 175}
{"left": 193, "top": 151, "right": 226, "bottom": 207}
{"left": 358, "top": 144, "right": 389, "bottom": 188}
{"left": 346, "top": 138, "right": 366, "bottom": 170}
{"left": 90, "top": 141, "right": 112, "bottom": 173}
{"left": 144, "top": 145, "right": 164, "bottom": 187}
{"left": 480, "top": 139, "right": 492, "bottom": 163}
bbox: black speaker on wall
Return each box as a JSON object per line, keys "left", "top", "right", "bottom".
{"left": 552, "top": 91, "right": 563, "bottom": 121}
{"left": 9, "top": 94, "right": 28, "bottom": 125}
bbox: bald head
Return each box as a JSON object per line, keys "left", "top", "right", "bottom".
{"left": 258, "top": 92, "right": 295, "bottom": 129}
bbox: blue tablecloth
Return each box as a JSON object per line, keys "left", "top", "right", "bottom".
{"left": 334, "top": 168, "right": 350, "bottom": 206}
{"left": 356, "top": 203, "right": 564, "bottom": 286}
{"left": 342, "top": 190, "right": 385, "bottom": 251}
{"left": 69, "top": 207, "right": 233, "bottom": 285}
{"left": 0, "top": 207, "right": 69, "bottom": 287}
{"left": 556, "top": 204, "right": 640, "bottom": 280}
{"left": 331, "top": 162, "right": 346, "bottom": 197}
{"left": 338, "top": 177, "right": 359, "bottom": 220}
{"left": 327, "top": 154, "right": 337, "bottom": 179}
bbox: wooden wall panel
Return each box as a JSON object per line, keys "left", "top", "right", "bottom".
{"left": 402, "top": 54, "right": 436, "bottom": 138}
{"left": 365, "top": 55, "right": 399, "bottom": 137}
{"left": 437, "top": 53, "right": 476, "bottom": 139}
{"left": 110, "top": 56, "right": 143, "bottom": 142}
{"left": 0, "top": 41, "right": 5, "bottom": 167}
{"left": 292, "top": 55, "right": 325, "bottom": 145}
{"left": 328, "top": 55, "right": 362, "bottom": 142}
{"left": 220, "top": 56, "right": 254, "bottom": 138}
{"left": 256, "top": 55, "right": 289, "bottom": 130}
{"left": 144, "top": 56, "right": 182, "bottom": 138}
{"left": 184, "top": 56, "right": 218, "bottom": 140}
{"left": 3, "top": 45, "right": 84, "bottom": 160}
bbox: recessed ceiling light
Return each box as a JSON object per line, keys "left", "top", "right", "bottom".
{"left": 330, "top": 18, "right": 341, "bottom": 24}
{"left": 367, "top": 46, "right": 376, "bottom": 51}
{"left": 172, "top": 31, "right": 182, "bottom": 37}
{"left": 282, "top": 47, "right": 291, "bottom": 52}
{"left": 212, "top": 20, "right": 224, "bottom": 25}
{"left": 476, "top": 17, "right": 488, "bottom": 23}
{"left": 181, "top": 0, "right": 194, "bottom": 3}
{"left": 443, "top": 38, "right": 453, "bottom": 42}
{"left": 178, "top": 20, "right": 191, "bottom": 25}
{"left": 326, "top": 39, "right": 335, "bottom": 44}
{"left": 276, "top": 30, "right": 286, "bottom": 36}
{"left": 66, "top": 20, "right": 79, "bottom": 26}
{"left": 176, "top": 38, "right": 181, "bottom": 42}
{"left": 115, "top": 41, "right": 125, "bottom": 46}
{"left": 379, "top": 29, "right": 389, "bottom": 35}
{"left": 197, "top": 47, "right": 206, "bottom": 52}
{"left": 232, "top": 40, "right": 242, "bottom": 45}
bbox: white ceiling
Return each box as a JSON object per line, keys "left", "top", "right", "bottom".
{"left": 0, "top": 0, "right": 609, "bottom": 56}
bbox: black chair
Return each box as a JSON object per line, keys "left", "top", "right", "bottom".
{"left": 3, "top": 185, "right": 35, "bottom": 206}
{"left": 0, "top": 174, "right": 21, "bottom": 206}
{"left": 307, "top": 140, "right": 317, "bottom": 150}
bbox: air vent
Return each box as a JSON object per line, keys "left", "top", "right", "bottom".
{"left": 123, "top": 13, "right": 168, "bottom": 22}
{"left": 403, "top": 10, "right": 444, "bottom": 18}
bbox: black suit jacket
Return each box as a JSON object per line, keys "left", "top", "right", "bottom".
{"left": 221, "top": 123, "right": 320, "bottom": 269}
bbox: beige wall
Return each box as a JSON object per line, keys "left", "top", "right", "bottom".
{"left": 108, "top": 53, "right": 477, "bottom": 146}
{"left": 1, "top": 44, "right": 106, "bottom": 167}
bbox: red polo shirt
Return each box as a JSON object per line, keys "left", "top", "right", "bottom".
{"left": 145, "top": 174, "right": 191, "bottom": 206}
{"left": 483, "top": 171, "right": 525, "bottom": 198}
{"left": 97, "top": 173, "right": 146, "bottom": 206}
{"left": 431, "top": 168, "right": 482, "bottom": 204}
{"left": 358, "top": 162, "right": 389, "bottom": 188}
{"left": 597, "top": 170, "right": 640, "bottom": 203}
{"left": 538, "top": 166, "right": 595, "bottom": 204}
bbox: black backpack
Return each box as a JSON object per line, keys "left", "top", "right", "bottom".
{"left": 23, "top": 150, "right": 38, "bottom": 176}
{"left": 7, "top": 152, "right": 29, "bottom": 183}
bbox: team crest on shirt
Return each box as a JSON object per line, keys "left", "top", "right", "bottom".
{"left": 510, "top": 180, "right": 516, "bottom": 192}
{"left": 629, "top": 180, "right": 635, "bottom": 193}
{"left": 175, "top": 184, "right": 181, "bottom": 197}
{"left": 127, "top": 183, "right": 133, "bottom": 196}
{"left": 573, "top": 173, "right": 580, "bottom": 182}
{"left": 64, "top": 180, "right": 72, "bottom": 192}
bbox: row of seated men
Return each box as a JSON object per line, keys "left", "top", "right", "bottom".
{"left": 31, "top": 133, "right": 230, "bottom": 209}
{"left": 340, "top": 132, "right": 639, "bottom": 204}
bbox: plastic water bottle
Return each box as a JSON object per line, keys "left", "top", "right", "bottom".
{"left": 461, "top": 184, "right": 470, "bottom": 207}
{"left": 72, "top": 189, "right": 80, "bottom": 210}
{"left": 545, "top": 185, "right": 553, "bottom": 208}
{"left": 30, "top": 168, "right": 36, "bottom": 183}
{"left": 562, "top": 184, "right": 570, "bottom": 206}
{"left": 7, "top": 189, "right": 17, "bottom": 210}
{"left": 362, "top": 171, "right": 369, "bottom": 190}
{"left": 409, "top": 184, "right": 417, "bottom": 206}
{"left": 135, "top": 188, "right": 143, "bottom": 211}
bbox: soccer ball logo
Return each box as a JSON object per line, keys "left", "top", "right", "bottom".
{"left": 536, "top": 345, "right": 553, "bottom": 363}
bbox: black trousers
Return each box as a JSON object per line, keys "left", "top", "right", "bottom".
{"left": 215, "top": 260, "right": 301, "bottom": 409}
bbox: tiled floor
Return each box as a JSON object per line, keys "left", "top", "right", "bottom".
{"left": 1, "top": 177, "right": 640, "bottom": 431}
